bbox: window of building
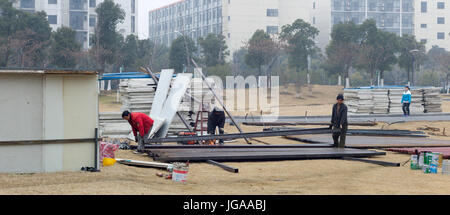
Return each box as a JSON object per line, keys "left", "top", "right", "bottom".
{"left": 89, "top": 0, "right": 95, "bottom": 8}
{"left": 228, "top": 33, "right": 230, "bottom": 38}
{"left": 21, "top": 0, "right": 35, "bottom": 8}
{"left": 266, "top": 26, "right": 278, "bottom": 34}
{"left": 228, "top": 16, "right": 230, "bottom": 21}
{"left": 70, "top": 11, "right": 86, "bottom": 30}
{"left": 438, "top": 17, "right": 445, "bottom": 24}
{"left": 48, "top": 15, "right": 57, "bottom": 24}
{"left": 313, "top": 17, "right": 316, "bottom": 24}
{"left": 437, "top": 32, "right": 445, "bottom": 39}
{"left": 420, "top": 39, "right": 427, "bottom": 43}
{"left": 313, "top": 2, "right": 315, "bottom": 9}
{"left": 437, "top": 2, "right": 445, "bottom": 9}
{"left": 266, "top": 9, "right": 278, "bottom": 17}
{"left": 421, "top": 1, "right": 427, "bottom": 12}
{"left": 89, "top": 16, "right": 96, "bottom": 27}
{"left": 402, "top": 0, "right": 414, "bottom": 12}
{"left": 48, "top": 0, "right": 57, "bottom": 4}
{"left": 368, "top": 0, "right": 376, "bottom": 11}
{"left": 70, "top": 0, "right": 84, "bottom": 10}
{"left": 420, "top": 23, "right": 427, "bottom": 28}
{"left": 228, "top": 0, "right": 230, "bottom": 4}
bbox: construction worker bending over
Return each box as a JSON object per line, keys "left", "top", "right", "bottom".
{"left": 207, "top": 107, "right": 226, "bottom": 144}
{"left": 330, "top": 94, "right": 348, "bottom": 148}
{"left": 122, "top": 111, "right": 154, "bottom": 153}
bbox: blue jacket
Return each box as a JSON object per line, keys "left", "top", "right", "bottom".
{"left": 401, "top": 90, "right": 411, "bottom": 103}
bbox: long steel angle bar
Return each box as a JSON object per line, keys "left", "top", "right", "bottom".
{"left": 155, "top": 150, "right": 386, "bottom": 162}
{"left": 147, "top": 127, "right": 331, "bottom": 143}
{"left": 155, "top": 73, "right": 193, "bottom": 138}
{"left": 207, "top": 160, "right": 239, "bottom": 173}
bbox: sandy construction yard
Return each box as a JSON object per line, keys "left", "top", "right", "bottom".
{"left": 1, "top": 85, "right": 450, "bottom": 195}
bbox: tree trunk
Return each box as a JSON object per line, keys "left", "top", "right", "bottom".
{"left": 380, "top": 70, "right": 384, "bottom": 86}
{"left": 295, "top": 66, "right": 301, "bottom": 98}
{"left": 307, "top": 67, "right": 312, "bottom": 93}
{"left": 445, "top": 73, "right": 449, "bottom": 94}
{"left": 344, "top": 66, "right": 350, "bottom": 88}
{"left": 407, "top": 67, "right": 411, "bottom": 86}
{"left": 370, "top": 69, "right": 374, "bottom": 86}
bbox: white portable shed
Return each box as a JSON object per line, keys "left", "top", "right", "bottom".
{"left": 0, "top": 69, "right": 99, "bottom": 173}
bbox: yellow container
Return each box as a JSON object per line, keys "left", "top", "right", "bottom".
{"left": 102, "top": 158, "right": 116, "bottom": 166}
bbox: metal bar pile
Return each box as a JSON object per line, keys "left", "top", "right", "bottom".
{"left": 133, "top": 144, "right": 334, "bottom": 150}
{"left": 283, "top": 134, "right": 450, "bottom": 149}
{"left": 145, "top": 127, "right": 332, "bottom": 143}
{"left": 242, "top": 121, "right": 377, "bottom": 127}
{"left": 146, "top": 146, "right": 385, "bottom": 162}
{"left": 264, "top": 127, "right": 428, "bottom": 137}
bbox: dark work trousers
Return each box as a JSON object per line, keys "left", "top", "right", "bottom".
{"left": 402, "top": 103, "right": 410, "bottom": 115}
{"left": 207, "top": 111, "right": 226, "bottom": 144}
{"left": 332, "top": 125, "right": 347, "bottom": 148}
{"left": 137, "top": 130, "right": 151, "bottom": 151}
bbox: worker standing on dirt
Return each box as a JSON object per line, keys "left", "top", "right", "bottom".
{"left": 122, "top": 111, "right": 154, "bottom": 153}
{"left": 207, "top": 107, "right": 226, "bottom": 144}
{"left": 330, "top": 94, "right": 348, "bottom": 148}
{"left": 402, "top": 86, "right": 411, "bottom": 116}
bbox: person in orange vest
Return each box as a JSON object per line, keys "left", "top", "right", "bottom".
{"left": 122, "top": 111, "right": 154, "bottom": 153}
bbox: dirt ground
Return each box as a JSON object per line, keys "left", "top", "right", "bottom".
{"left": 1, "top": 84, "right": 450, "bottom": 195}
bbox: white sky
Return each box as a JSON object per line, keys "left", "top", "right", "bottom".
{"left": 138, "top": 0, "right": 179, "bottom": 39}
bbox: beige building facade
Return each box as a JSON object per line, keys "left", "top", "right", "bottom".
{"left": 415, "top": 0, "right": 450, "bottom": 50}
{"left": 13, "top": 0, "right": 138, "bottom": 50}
{"left": 149, "top": 0, "right": 312, "bottom": 55}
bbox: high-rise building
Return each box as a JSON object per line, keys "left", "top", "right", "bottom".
{"left": 415, "top": 0, "right": 450, "bottom": 50}
{"left": 313, "top": 0, "right": 449, "bottom": 51}
{"left": 313, "top": 0, "right": 415, "bottom": 51}
{"left": 148, "top": 0, "right": 312, "bottom": 55}
{"left": 149, "top": 0, "right": 449, "bottom": 56}
{"left": 13, "top": 0, "right": 138, "bottom": 50}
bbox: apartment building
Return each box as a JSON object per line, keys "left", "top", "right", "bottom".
{"left": 14, "top": 0, "right": 138, "bottom": 50}
{"left": 312, "top": 0, "right": 415, "bottom": 50}
{"left": 148, "top": 0, "right": 311, "bottom": 55}
{"left": 312, "top": 0, "right": 450, "bottom": 51}
{"left": 415, "top": 0, "right": 450, "bottom": 50}
{"left": 149, "top": 0, "right": 449, "bottom": 56}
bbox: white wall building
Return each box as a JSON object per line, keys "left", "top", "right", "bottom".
{"left": 14, "top": 0, "right": 138, "bottom": 50}
{"left": 148, "top": 0, "right": 312, "bottom": 56}
{"left": 148, "top": 0, "right": 450, "bottom": 57}
{"left": 415, "top": 0, "right": 450, "bottom": 50}
{"left": 313, "top": 0, "right": 450, "bottom": 52}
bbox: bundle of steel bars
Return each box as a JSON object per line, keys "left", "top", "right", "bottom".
{"left": 145, "top": 146, "right": 385, "bottom": 162}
